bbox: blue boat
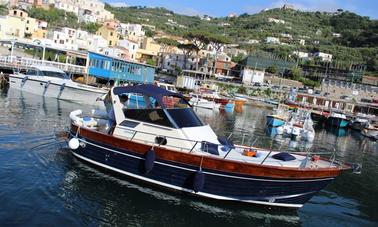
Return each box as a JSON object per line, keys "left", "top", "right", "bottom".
{"left": 326, "top": 112, "right": 349, "bottom": 128}
{"left": 266, "top": 115, "right": 286, "bottom": 127}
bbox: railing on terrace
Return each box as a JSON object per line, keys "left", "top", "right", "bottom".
{"left": 0, "top": 56, "right": 86, "bottom": 74}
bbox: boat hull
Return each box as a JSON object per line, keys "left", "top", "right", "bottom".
{"left": 9, "top": 75, "right": 107, "bottom": 105}
{"left": 69, "top": 126, "right": 340, "bottom": 208}
{"left": 266, "top": 115, "right": 286, "bottom": 127}
{"left": 326, "top": 117, "right": 349, "bottom": 128}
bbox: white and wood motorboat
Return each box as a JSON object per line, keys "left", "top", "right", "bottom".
{"left": 66, "top": 84, "right": 353, "bottom": 208}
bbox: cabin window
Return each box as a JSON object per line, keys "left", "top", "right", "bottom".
{"left": 123, "top": 109, "right": 173, "bottom": 128}
{"left": 166, "top": 108, "right": 203, "bottom": 128}
{"left": 40, "top": 70, "right": 68, "bottom": 79}
{"left": 27, "top": 69, "right": 37, "bottom": 76}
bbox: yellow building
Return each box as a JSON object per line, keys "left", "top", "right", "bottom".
{"left": 96, "top": 22, "right": 119, "bottom": 47}
{"left": 32, "top": 28, "right": 47, "bottom": 39}
{"left": 25, "top": 17, "right": 37, "bottom": 38}
{"left": 0, "top": 16, "right": 26, "bottom": 39}
{"left": 0, "top": 9, "right": 43, "bottom": 39}
{"left": 136, "top": 37, "right": 161, "bottom": 64}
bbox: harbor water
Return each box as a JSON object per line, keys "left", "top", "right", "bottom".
{"left": 0, "top": 86, "right": 377, "bottom": 226}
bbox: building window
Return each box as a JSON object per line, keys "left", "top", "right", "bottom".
{"left": 13, "top": 10, "right": 16, "bottom": 15}
{"left": 110, "top": 32, "right": 113, "bottom": 36}
{"left": 20, "top": 12, "right": 23, "bottom": 17}
{"left": 109, "top": 41, "right": 112, "bottom": 45}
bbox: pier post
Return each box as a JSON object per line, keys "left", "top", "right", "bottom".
{"left": 10, "top": 41, "right": 15, "bottom": 63}
{"left": 42, "top": 45, "right": 46, "bottom": 63}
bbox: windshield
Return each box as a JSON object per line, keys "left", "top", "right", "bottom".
{"left": 40, "top": 70, "right": 69, "bottom": 79}
{"left": 119, "top": 93, "right": 201, "bottom": 128}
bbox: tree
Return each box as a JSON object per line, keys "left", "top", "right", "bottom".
{"left": 79, "top": 22, "right": 101, "bottom": 34}
{"left": 266, "top": 65, "right": 278, "bottom": 74}
{"left": 177, "top": 43, "right": 197, "bottom": 70}
{"left": 184, "top": 31, "right": 211, "bottom": 70}
{"left": 0, "top": 4, "right": 7, "bottom": 16}
{"left": 231, "top": 53, "right": 245, "bottom": 63}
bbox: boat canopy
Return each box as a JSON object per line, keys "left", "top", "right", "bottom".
{"left": 113, "top": 84, "right": 185, "bottom": 109}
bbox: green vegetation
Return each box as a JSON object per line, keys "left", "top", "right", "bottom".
{"left": 104, "top": 5, "right": 377, "bottom": 76}
{"left": 0, "top": 4, "right": 7, "bottom": 16}
{"left": 79, "top": 22, "right": 101, "bottom": 34}
{"left": 28, "top": 7, "right": 79, "bottom": 29}
{"left": 28, "top": 7, "right": 100, "bottom": 34}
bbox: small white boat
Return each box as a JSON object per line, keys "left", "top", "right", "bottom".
{"left": 277, "top": 111, "right": 315, "bottom": 141}
{"left": 9, "top": 65, "right": 107, "bottom": 106}
{"left": 189, "top": 94, "right": 220, "bottom": 110}
{"left": 361, "top": 122, "right": 378, "bottom": 138}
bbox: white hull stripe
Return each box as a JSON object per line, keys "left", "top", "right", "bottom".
{"left": 72, "top": 152, "right": 303, "bottom": 208}
{"left": 77, "top": 138, "right": 335, "bottom": 183}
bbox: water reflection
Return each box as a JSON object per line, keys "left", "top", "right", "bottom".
{"left": 62, "top": 159, "right": 301, "bottom": 226}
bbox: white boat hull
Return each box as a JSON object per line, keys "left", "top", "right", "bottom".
{"left": 9, "top": 74, "right": 107, "bottom": 106}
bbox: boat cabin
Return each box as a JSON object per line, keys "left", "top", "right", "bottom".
{"left": 20, "top": 65, "right": 69, "bottom": 80}
{"left": 108, "top": 84, "right": 220, "bottom": 152}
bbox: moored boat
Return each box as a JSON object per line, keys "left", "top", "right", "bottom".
{"left": 266, "top": 104, "right": 291, "bottom": 127}
{"left": 189, "top": 94, "right": 220, "bottom": 110}
{"left": 326, "top": 112, "right": 349, "bottom": 128}
{"left": 9, "top": 65, "right": 107, "bottom": 105}
{"left": 361, "top": 122, "right": 378, "bottom": 138}
{"left": 349, "top": 116, "right": 369, "bottom": 131}
{"left": 67, "top": 84, "right": 351, "bottom": 208}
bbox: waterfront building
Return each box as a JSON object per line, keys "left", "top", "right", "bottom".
{"left": 87, "top": 51, "right": 155, "bottom": 84}
{"left": 241, "top": 68, "right": 265, "bottom": 85}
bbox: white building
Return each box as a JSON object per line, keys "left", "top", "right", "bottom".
{"left": 280, "top": 33, "right": 292, "bottom": 39}
{"left": 241, "top": 69, "right": 265, "bottom": 85}
{"left": 54, "top": 0, "right": 79, "bottom": 15}
{"left": 161, "top": 53, "right": 198, "bottom": 73}
{"left": 299, "top": 39, "right": 305, "bottom": 46}
{"left": 247, "top": 39, "right": 259, "bottom": 44}
{"left": 48, "top": 28, "right": 78, "bottom": 50}
{"left": 118, "top": 39, "right": 139, "bottom": 60}
{"left": 86, "top": 34, "right": 108, "bottom": 52}
{"left": 78, "top": 9, "right": 97, "bottom": 23}
{"left": 292, "top": 51, "right": 309, "bottom": 59}
{"left": 332, "top": 33, "right": 342, "bottom": 38}
{"left": 266, "top": 37, "right": 280, "bottom": 44}
{"left": 268, "top": 17, "right": 285, "bottom": 24}
{"left": 78, "top": 0, "right": 114, "bottom": 22}
{"left": 312, "top": 52, "right": 333, "bottom": 62}
{"left": 118, "top": 23, "right": 145, "bottom": 37}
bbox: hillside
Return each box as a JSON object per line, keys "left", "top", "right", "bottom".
{"left": 105, "top": 4, "right": 378, "bottom": 74}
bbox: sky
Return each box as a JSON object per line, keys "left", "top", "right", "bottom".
{"left": 104, "top": 0, "right": 378, "bottom": 19}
